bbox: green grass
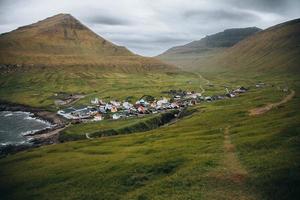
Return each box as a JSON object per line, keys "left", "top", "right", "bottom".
{"left": 59, "top": 111, "right": 180, "bottom": 141}
{"left": 0, "top": 67, "right": 201, "bottom": 110}
{"left": 0, "top": 72, "right": 299, "bottom": 200}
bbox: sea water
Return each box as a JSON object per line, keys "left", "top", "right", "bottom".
{"left": 0, "top": 111, "right": 52, "bottom": 146}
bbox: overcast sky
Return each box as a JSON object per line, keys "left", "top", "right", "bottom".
{"left": 0, "top": 0, "right": 299, "bottom": 56}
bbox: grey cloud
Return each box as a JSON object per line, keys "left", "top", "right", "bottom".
{"left": 113, "top": 35, "right": 188, "bottom": 44}
{"left": 85, "top": 15, "right": 131, "bottom": 26}
{"left": 184, "top": 9, "right": 260, "bottom": 23}
{"left": 230, "top": 0, "right": 294, "bottom": 13}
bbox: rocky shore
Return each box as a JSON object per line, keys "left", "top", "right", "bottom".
{"left": 0, "top": 101, "right": 68, "bottom": 156}
{"left": 0, "top": 100, "right": 66, "bottom": 125}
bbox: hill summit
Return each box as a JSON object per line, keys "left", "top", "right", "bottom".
{"left": 0, "top": 14, "right": 175, "bottom": 72}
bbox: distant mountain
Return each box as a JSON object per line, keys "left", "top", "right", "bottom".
{"left": 0, "top": 14, "right": 175, "bottom": 72}
{"left": 161, "top": 27, "right": 261, "bottom": 55}
{"left": 213, "top": 18, "right": 300, "bottom": 73}
{"left": 157, "top": 27, "right": 261, "bottom": 70}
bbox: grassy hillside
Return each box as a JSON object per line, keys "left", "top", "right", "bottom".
{"left": 0, "top": 14, "right": 185, "bottom": 109}
{"left": 0, "top": 14, "right": 175, "bottom": 72}
{"left": 157, "top": 27, "right": 261, "bottom": 71}
{"left": 0, "top": 65, "right": 203, "bottom": 109}
{"left": 212, "top": 18, "right": 300, "bottom": 73}
{"left": 163, "top": 19, "right": 300, "bottom": 74}
{"left": 158, "top": 19, "right": 300, "bottom": 74}
{"left": 0, "top": 72, "right": 299, "bottom": 200}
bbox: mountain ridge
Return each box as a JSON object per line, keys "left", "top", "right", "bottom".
{"left": 157, "top": 18, "right": 300, "bottom": 74}
{"left": 0, "top": 13, "right": 176, "bottom": 72}
{"left": 156, "top": 27, "right": 261, "bottom": 71}
{"left": 160, "top": 27, "right": 261, "bottom": 56}
{"left": 211, "top": 18, "right": 300, "bottom": 73}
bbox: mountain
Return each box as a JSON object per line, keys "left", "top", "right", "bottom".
{"left": 0, "top": 14, "right": 175, "bottom": 72}
{"left": 158, "top": 19, "right": 300, "bottom": 74}
{"left": 157, "top": 27, "right": 261, "bottom": 70}
{"left": 212, "top": 18, "right": 300, "bottom": 73}
{"left": 160, "top": 27, "right": 261, "bottom": 55}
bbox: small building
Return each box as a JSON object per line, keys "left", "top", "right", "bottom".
{"left": 150, "top": 102, "right": 157, "bottom": 108}
{"left": 233, "top": 87, "right": 247, "bottom": 94}
{"left": 110, "top": 100, "right": 121, "bottom": 108}
{"left": 111, "top": 106, "right": 118, "bottom": 113}
{"left": 93, "top": 113, "right": 103, "bottom": 121}
{"left": 123, "top": 102, "right": 133, "bottom": 109}
{"left": 112, "top": 113, "right": 121, "bottom": 120}
{"left": 57, "top": 107, "right": 77, "bottom": 119}
{"left": 136, "top": 99, "right": 149, "bottom": 106}
{"left": 205, "top": 96, "right": 212, "bottom": 101}
{"left": 174, "top": 95, "right": 181, "bottom": 100}
{"left": 226, "top": 93, "right": 235, "bottom": 98}
{"left": 138, "top": 106, "right": 146, "bottom": 114}
{"left": 105, "top": 104, "right": 112, "bottom": 111}
{"left": 171, "top": 102, "right": 179, "bottom": 109}
{"left": 91, "top": 98, "right": 99, "bottom": 105}
{"left": 157, "top": 97, "right": 169, "bottom": 106}
{"left": 99, "top": 106, "right": 107, "bottom": 114}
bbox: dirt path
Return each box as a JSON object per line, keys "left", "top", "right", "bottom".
{"left": 195, "top": 73, "right": 210, "bottom": 94}
{"left": 223, "top": 126, "right": 248, "bottom": 183}
{"left": 204, "top": 126, "right": 257, "bottom": 199}
{"left": 249, "top": 90, "right": 295, "bottom": 116}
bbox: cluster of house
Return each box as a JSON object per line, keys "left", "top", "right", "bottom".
{"left": 57, "top": 96, "right": 186, "bottom": 121}
{"left": 57, "top": 87, "right": 248, "bottom": 122}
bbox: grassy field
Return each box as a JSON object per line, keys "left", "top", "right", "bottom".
{"left": 59, "top": 111, "right": 181, "bottom": 141}
{"left": 0, "top": 72, "right": 299, "bottom": 200}
{"left": 0, "top": 66, "right": 202, "bottom": 110}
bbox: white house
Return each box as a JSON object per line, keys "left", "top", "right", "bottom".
{"left": 110, "top": 100, "right": 121, "bottom": 108}
{"left": 157, "top": 97, "right": 169, "bottom": 106}
{"left": 91, "top": 98, "right": 99, "bottom": 105}
{"left": 123, "top": 102, "right": 133, "bottom": 109}
{"left": 112, "top": 113, "right": 121, "bottom": 120}
{"left": 205, "top": 96, "right": 212, "bottom": 101}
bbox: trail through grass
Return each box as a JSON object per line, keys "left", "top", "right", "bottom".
{"left": 249, "top": 89, "right": 295, "bottom": 116}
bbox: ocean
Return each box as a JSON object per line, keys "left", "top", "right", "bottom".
{"left": 0, "top": 111, "right": 52, "bottom": 146}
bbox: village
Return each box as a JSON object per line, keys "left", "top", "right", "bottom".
{"left": 57, "top": 86, "right": 249, "bottom": 122}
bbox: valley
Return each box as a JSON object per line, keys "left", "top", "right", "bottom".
{"left": 0, "top": 12, "right": 299, "bottom": 200}
{"left": 0, "top": 72, "right": 299, "bottom": 200}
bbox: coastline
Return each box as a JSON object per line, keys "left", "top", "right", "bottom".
{"left": 0, "top": 101, "right": 68, "bottom": 156}
{"left": 0, "top": 100, "right": 66, "bottom": 125}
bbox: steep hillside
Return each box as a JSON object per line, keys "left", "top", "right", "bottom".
{"left": 157, "top": 27, "right": 261, "bottom": 70}
{"left": 0, "top": 14, "right": 175, "bottom": 72}
{"left": 214, "top": 18, "right": 300, "bottom": 73}
{"left": 0, "top": 14, "right": 185, "bottom": 108}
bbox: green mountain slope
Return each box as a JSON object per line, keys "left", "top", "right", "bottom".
{"left": 157, "top": 27, "right": 261, "bottom": 70}
{"left": 214, "top": 18, "right": 300, "bottom": 73}
{"left": 158, "top": 18, "right": 300, "bottom": 74}
{"left": 0, "top": 14, "right": 185, "bottom": 108}
{"left": 0, "top": 13, "right": 175, "bottom": 72}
